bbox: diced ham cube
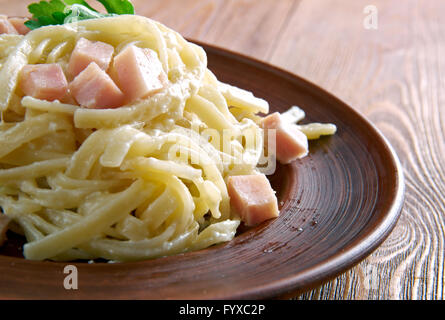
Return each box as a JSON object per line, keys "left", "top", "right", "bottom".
{"left": 69, "top": 62, "right": 124, "bottom": 109}
{"left": 227, "top": 174, "right": 279, "bottom": 226}
{"left": 113, "top": 45, "right": 166, "bottom": 103}
{"left": 8, "top": 17, "right": 30, "bottom": 35}
{"left": 19, "top": 64, "right": 69, "bottom": 101}
{"left": 262, "top": 112, "right": 308, "bottom": 164}
{"left": 0, "top": 214, "right": 11, "bottom": 247}
{"left": 68, "top": 37, "right": 114, "bottom": 77}
{"left": 0, "top": 17, "right": 18, "bottom": 34}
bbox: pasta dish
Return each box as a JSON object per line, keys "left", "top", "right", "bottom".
{"left": 0, "top": 6, "right": 335, "bottom": 262}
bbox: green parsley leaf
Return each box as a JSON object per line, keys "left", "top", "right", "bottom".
{"left": 25, "top": 0, "right": 135, "bottom": 30}
{"left": 97, "top": 0, "right": 134, "bottom": 15}
{"left": 64, "top": 0, "right": 98, "bottom": 12}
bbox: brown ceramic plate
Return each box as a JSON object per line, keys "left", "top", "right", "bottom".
{"left": 0, "top": 42, "right": 404, "bottom": 300}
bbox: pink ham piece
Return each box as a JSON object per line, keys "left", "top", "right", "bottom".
{"left": 113, "top": 44, "right": 166, "bottom": 103}
{"left": 19, "top": 64, "right": 68, "bottom": 101}
{"left": 262, "top": 112, "right": 308, "bottom": 164}
{"left": 0, "top": 214, "right": 11, "bottom": 247}
{"left": 227, "top": 174, "right": 279, "bottom": 226}
{"left": 68, "top": 37, "right": 114, "bottom": 77}
{"left": 69, "top": 62, "right": 124, "bottom": 109}
{"left": 0, "top": 17, "right": 18, "bottom": 34}
{"left": 8, "top": 17, "right": 30, "bottom": 35}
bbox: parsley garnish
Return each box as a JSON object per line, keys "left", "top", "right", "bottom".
{"left": 25, "top": 0, "right": 135, "bottom": 30}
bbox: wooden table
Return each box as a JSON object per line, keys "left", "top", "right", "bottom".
{"left": 1, "top": 0, "right": 443, "bottom": 300}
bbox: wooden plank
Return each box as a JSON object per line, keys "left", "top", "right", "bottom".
{"left": 134, "top": 0, "right": 299, "bottom": 61}
{"left": 275, "top": 0, "right": 445, "bottom": 300}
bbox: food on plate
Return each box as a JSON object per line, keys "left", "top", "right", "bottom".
{"left": 227, "top": 174, "right": 279, "bottom": 227}
{"left": 69, "top": 61, "right": 125, "bottom": 108}
{"left": 68, "top": 37, "right": 114, "bottom": 77}
{"left": 19, "top": 63, "right": 69, "bottom": 102}
{"left": 0, "top": 1, "right": 336, "bottom": 262}
{"left": 262, "top": 112, "right": 309, "bottom": 164}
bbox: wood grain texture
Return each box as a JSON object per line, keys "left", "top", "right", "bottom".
{"left": 0, "top": 0, "right": 443, "bottom": 300}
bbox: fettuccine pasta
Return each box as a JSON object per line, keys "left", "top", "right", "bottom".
{"left": 0, "top": 14, "right": 335, "bottom": 262}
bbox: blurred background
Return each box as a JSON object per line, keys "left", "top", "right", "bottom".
{"left": 0, "top": 0, "right": 443, "bottom": 300}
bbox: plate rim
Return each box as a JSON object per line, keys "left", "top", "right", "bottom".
{"left": 0, "top": 40, "right": 405, "bottom": 300}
